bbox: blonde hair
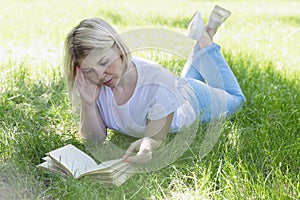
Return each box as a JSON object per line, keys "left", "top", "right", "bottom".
{"left": 64, "top": 18, "right": 131, "bottom": 100}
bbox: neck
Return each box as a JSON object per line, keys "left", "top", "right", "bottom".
{"left": 113, "top": 61, "right": 137, "bottom": 92}
{"left": 111, "top": 61, "right": 137, "bottom": 105}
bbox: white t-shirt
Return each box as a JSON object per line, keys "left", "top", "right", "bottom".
{"left": 97, "top": 57, "right": 198, "bottom": 137}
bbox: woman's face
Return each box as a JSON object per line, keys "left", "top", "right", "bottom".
{"left": 78, "top": 46, "right": 126, "bottom": 88}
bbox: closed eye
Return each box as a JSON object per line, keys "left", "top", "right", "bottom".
{"left": 82, "top": 68, "right": 93, "bottom": 74}
{"left": 98, "top": 59, "right": 108, "bottom": 66}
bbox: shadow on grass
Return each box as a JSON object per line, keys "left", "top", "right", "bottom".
{"left": 0, "top": 50, "right": 299, "bottom": 198}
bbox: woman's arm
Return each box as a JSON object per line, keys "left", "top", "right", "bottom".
{"left": 123, "top": 112, "right": 174, "bottom": 162}
{"left": 75, "top": 67, "right": 107, "bottom": 143}
{"left": 80, "top": 102, "right": 107, "bottom": 143}
{"left": 145, "top": 112, "right": 174, "bottom": 141}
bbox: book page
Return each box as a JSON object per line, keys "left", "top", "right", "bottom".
{"left": 111, "top": 166, "right": 135, "bottom": 186}
{"left": 37, "top": 161, "right": 69, "bottom": 177}
{"left": 86, "top": 165, "right": 135, "bottom": 186}
{"left": 81, "top": 159, "right": 128, "bottom": 177}
{"left": 47, "top": 144, "right": 97, "bottom": 177}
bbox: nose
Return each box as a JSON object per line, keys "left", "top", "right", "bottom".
{"left": 102, "top": 70, "right": 112, "bottom": 83}
{"left": 99, "top": 64, "right": 113, "bottom": 81}
{"left": 94, "top": 67, "right": 105, "bottom": 79}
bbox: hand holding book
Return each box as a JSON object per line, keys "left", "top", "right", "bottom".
{"left": 122, "top": 137, "right": 162, "bottom": 163}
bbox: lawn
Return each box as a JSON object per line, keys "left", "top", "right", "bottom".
{"left": 0, "top": 0, "right": 299, "bottom": 199}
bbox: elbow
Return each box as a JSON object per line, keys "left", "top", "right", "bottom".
{"left": 79, "top": 129, "right": 107, "bottom": 144}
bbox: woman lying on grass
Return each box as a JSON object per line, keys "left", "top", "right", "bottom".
{"left": 64, "top": 5, "right": 245, "bottom": 163}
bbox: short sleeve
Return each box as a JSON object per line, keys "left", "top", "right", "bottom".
{"left": 147, "top": 85, "right": 180, "bottom": 120}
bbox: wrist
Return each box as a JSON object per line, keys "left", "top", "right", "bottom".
{"left": 144, "top": 137, "right": 164, "bottom": 149}
{"left": 151, "top": 135, "right": 166, "bottom": 143}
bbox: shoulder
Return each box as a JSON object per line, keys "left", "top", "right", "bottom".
{"left": 132, "top": 57, "right": 174, "bottom": 82}
{"left": 131, "top": 57, "right": 157, "bottom": 67}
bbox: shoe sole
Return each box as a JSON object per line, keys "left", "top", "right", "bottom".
{"left": 208, "top": 5, "right": 231, "bottom": 28}
{"left": 187, "top": 11, "right": 204, "bottom": 41}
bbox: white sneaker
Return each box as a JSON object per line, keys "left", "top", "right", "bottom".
{"left": 187, "top": 11, "right": 204, "bottom": 41}
{"left": 208, "top": 5, "right": 231, "bottom": 29}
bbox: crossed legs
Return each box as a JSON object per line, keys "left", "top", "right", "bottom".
{"left": 182, "top": 6, "right": 245, "bottom": 122}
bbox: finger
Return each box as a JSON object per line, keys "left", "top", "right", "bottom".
{"left": 74, "top": 77, "right": 81, "bottom": 90}
{"left": 75, "top": 68, "right": 84, "bottom": 85}
{"left": 74, "top": 75, "right": 84, "bottom": 91}
{"left": 76, "top": 68, "right": 92, "bottom": 90}
{"left": 122, "top": 150, "right": 134, "bottom": 161}
{"left": 136, "top": 138, "right": 153, "bottom": 156}
{"left": 123, "top": 142, "right": 139, "bottom": 160}
{"left": 126, "top": 152, "right": 152, "bottom": 164}
{"left": 122, "top": 139, "right": 142, "bottom": 160}
{"left": 74, "top": 67, "right": 79, "bottom": 81}
{"left": 77, "top": 67, "right": 87, "bottom": 85}
{"left": 136, "top": 144, "right": 151, "bottom": 155}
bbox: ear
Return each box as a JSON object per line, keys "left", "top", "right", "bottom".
{"left": 73, "top": 63, "right": 79, "bottom": 77}
{"left": 74, "top": 61, "right": 79, "bottom": 69}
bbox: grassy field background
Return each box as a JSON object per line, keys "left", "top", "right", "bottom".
{"left": 0, "top": 0, "right": 299, "bottom": 199}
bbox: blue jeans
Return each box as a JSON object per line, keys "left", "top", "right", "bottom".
{"left": 181, "top": 43, "right": 246, "bottom": 122}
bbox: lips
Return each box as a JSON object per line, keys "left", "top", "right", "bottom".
{"left": 103, "top": 78, "right": 113, "bottom": 86}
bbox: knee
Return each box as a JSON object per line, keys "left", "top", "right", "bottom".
{"left": 235, "top": 93, "right": 246, "bottom": 109}
{"left": 239, "top": 93, "right": 246, "bottom": 104}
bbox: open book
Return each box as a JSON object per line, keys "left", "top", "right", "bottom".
{"left": 37, "top": 144, "right": 134, "bottom": 186}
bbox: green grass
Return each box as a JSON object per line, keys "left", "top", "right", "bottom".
{"left": 0, "top": 0, "right": 299, "bottom": 199}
